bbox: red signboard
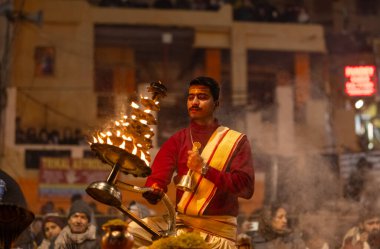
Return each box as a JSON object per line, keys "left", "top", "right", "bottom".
{"left": 345, "top": 65, "right": 377, "bottom": 97}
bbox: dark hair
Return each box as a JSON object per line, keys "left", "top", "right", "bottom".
{"left": 189, "top": 76, "right": 220, "bottom": 101}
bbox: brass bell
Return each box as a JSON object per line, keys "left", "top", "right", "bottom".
{"left": 176, "top": 142, "right": 201, "bottom": 192}
{"left": 176, "top": 171, "right": 195, "bottom": 192}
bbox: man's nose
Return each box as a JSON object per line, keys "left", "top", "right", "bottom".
{"left": 192, "top": 97, "right": 200, "bottom": 104}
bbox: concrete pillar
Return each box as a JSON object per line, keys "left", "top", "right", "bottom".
{"left": 231, "top": 25, "right": 247, "bottom": 106}
{"left": 205, "top": 49, "right": 221, "bottom": 84}
{"left": 114, "top": 48, "right": 136, "bottom": 115}
{"left": 295, "top": 53, "right": 311, "bottom": 110}
{"left": 4, "top": 87, "right": 16, "bottom": 147}
{"left": 276, "top": 85, "right": 295, "bottom": 156}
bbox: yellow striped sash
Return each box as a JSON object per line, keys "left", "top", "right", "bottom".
{"left": 177, "top": 126, "right": 243, "bottom": 215}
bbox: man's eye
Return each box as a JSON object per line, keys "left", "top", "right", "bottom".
{"left": 188, "top": 95, "right": 195, "bottom": 101}
{"left": 197, "top": 94, "right": 209, "bottom": 100}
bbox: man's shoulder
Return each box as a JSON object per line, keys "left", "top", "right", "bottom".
{"left": 166, "top": 127, "right": 188, "bottom": 140}
{"left": 219, "top": 126, "right": 245, "bottom": 136}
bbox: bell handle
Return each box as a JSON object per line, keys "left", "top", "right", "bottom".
{"left": 115, "top": 181, "right": 176, "bottom": 237}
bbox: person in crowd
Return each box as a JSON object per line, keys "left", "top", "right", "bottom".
{"left": 340, "top": 208, "right": 380, "bottom": 249}
{"left": 253, "top": 0, "right": 279, "bottom": 22}
{"left": 25, "top": 127, "right": 39, "bottom": 144}
{"left": 54, "top": 200, "right": 100, "bottom": 249}
{"left": 48, "top": 129, "right": 60, "bottom": 144}
{"left": 297, "top": 6, "right": 310, "bottom": 23}
{"left": 38, "top": 128, "right": 50, "bottom": 144}
{"left": 344, "top": 157, "right": 373, "bottom": 203}
{"left": 233, "top": 0, "right": 255, "bottom": 21}
{"left": 152, "top": 0, "right": 173, "bottom": 9}
{"left": 174, "top": 0, "right": 192, "bottom": 9}
{"left": 38, "top": 213, "right": 65, "bottom": 249}
{"left": 30, "top": 217, "right": 44, "bottom": 247}
{"left": 129, "top": 76, "right": 255, "bottom": 248}
{"left": 251, "top": 203, "right": 306, "bottom": 249}
{"left": 74, "top": 128, "right": 87, "bottom": 145}
{"left": 40, "top": 201, "right": 57, "bottom": 215}
{"left": 60, "top": 127, "right": 76, "bottom": 145}
{"left": 241, "top": 209, "right": 260, "bottom": 241}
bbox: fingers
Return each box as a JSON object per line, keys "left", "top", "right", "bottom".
{"left": 142, "top": 183, "right": 164, "bottom": 205}
{"left": 187, "top": 150, "right": 203, "bottom": 172}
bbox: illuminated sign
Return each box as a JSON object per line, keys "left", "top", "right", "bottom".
{"left": 345, "top": 65, "right": 377, "bottom": 96}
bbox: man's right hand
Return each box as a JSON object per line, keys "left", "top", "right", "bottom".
{"left": 142, "top": 183, "right": 164, "bottom": 205}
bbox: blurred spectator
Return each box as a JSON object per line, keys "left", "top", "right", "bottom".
{"left": 30, "top": 217, "right": 44, "bottom": 247}
{"left": 233, "top": 0, "right": 255, "bottom": 21}
{"left": 207, "top": 0, "right": 222, "bottom": 11}
{"left": 74, "top": 128, "right": 87, "bottom": 145}
{"left": 192, "top": 0, "right": 208, "bottom": 10}
{"left": 54, "top": 200, "right": 101, "bottom": 249}
{"left": 38, "top": 128, "right": 50, "bottom": 144}
{"left": 153, "top": 0, "right": 173, "bottom": 9}
{"left": 38, "top": 213, "right": 65, "bottom": 249}
{"left": 48, "top": 129, "right": 60, "bottom": 144}
{"left": 175, "top": 0, "right": 192, "bottom": 9}
{"left": 60, "top": 127, "right": 76, "bottom": 145}
{"left": 340, "top": 208, "right": 380, "bottom": 249}
{"left": 297, "top": 6, "right": 310, "bottom": 23}
{"left": 280, "top": 3, "right": 299, "bottom": 22}
{"left": 242, "top": 209, "right": 260, "bottom": 240}
{"left": 26, "top": 127, "right": 39, "bottom": 144}
{"left": 251, "top": 203, "right": 306, "bottom": 249}
{"left": 71, "top": 193, "right": 83, "bottom": 203}
{"left": 253, "top": 1, "right": 279, "bottom": 22}
{"left": 344, "top": 157, "right": 373, "bottom": 203}
{"left": 237, "top": 212, "right": 248, "bottom": 234}
{"left": 40, "top": 201, "right": 56, "bottom": 215}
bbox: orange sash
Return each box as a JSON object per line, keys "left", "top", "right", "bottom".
{"left": 177, "top": 126, "right": 243, "bottom": 215}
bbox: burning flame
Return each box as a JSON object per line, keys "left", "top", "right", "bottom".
{"left": 90, "top": 95, "right": 160, "bottom": 167}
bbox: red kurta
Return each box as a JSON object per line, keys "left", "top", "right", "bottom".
{"left": 145, "top": 120, "right": 255, "bottom": 216}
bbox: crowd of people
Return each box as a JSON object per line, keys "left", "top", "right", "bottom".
{"left": 24, "top": 196, "right": 380, "bottom": 249}
{"left": 236, "top": 201, "right": 380, "bottom": 249}
{"left": 28, "top": 194, "right": 155, "bottom": 249}
{"left": 15, "top": 121, "right": 87, "bottom": 145}
{"left": 89, "top": 0, "right": 310, "bottom": 24}
{"left": 233, "top": 0, "right": 309, "bottom": 23}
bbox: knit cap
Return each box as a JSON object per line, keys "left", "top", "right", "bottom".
{"left": 68, "top": 200, "right": 92, "bottom": 221}
{"left": 43, "top": 213, "right": 65, "bottom": 229}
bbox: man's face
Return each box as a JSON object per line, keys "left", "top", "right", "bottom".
{"left": 68, "top": 212, "right": 89, "bottom": 234}
{"left": 44, "top": 221, "right": 62, "bottom": 240}
{"left": 361, "top": 217, "right": 380, "bottom": 234}
{"left": 187, "top": 85, "right": 217, "bottom": 123}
